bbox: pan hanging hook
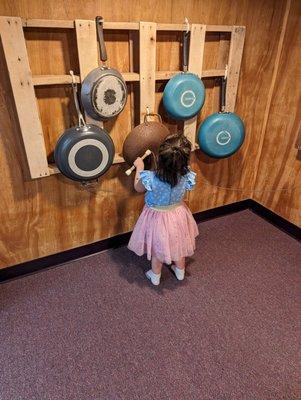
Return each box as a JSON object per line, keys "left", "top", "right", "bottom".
{"left": 184, "top": 17, "right": 190, "bottom": 33}
{"left": 144, "top": 106, "right": 151, "bottom": 125}
{"left": 224, "top": 64, "right": 228, "bottom": 79}
{"left": 70, "top": 70, "right": 87, "bottom": 128}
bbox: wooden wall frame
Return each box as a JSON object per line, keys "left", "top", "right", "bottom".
{"left": 0, "top": 16, "right": 245, "bottom": 179}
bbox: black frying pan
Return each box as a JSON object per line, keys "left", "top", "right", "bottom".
{"left": 54, "top": 71, "right": 115, "bottom": 182}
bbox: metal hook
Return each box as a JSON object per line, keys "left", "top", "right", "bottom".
{"left": 184, "top": 17, "right": 190, "bottom": 33}
{"left": 224, "top": 64, "right": 228, "bottom": 80}
{"left": 70, "top": 69, "right": 76, "bottom": 87}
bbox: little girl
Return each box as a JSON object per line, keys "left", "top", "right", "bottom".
{"left": 128, "top": 133, "right": 199, "bottom": 286}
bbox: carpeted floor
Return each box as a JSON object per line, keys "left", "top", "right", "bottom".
{"left": 0, "top": 210, "right": 300, "bottom": 400}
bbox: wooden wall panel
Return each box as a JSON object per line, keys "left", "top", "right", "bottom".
{"left": 181, "top": 0, "right": 288, "bottom": 212}
{"left": 0, "top": 0, "right": 293, "bottom": 268}
{"left": 253, "top": 0, "right": 301, "bottom": 227}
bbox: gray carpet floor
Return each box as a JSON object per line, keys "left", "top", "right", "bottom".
{"left": 0, "top": 210, "right": 300, "bottom": 400}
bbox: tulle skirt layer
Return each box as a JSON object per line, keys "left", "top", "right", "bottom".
{"left": 128, "top": 203, "right": 199, "bottom": 264}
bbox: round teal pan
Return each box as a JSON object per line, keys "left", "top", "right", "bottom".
{"left": 163, "top": 31, "right": 205, "bottom": 121}
{"left": 198, "top": 77, "right": 245, "bottom": 158}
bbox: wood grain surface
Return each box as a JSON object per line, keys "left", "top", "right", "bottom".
{"left": 253, "top": 0, "right": 301, "bottom": 227}
{"left": 0, "top": 0, "right": 298, "bottom": 268}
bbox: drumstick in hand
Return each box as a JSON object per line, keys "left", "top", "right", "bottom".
{"left": 125, "top": 149, "right": 152, "bottom": 176}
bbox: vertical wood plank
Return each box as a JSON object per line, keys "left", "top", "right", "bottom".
{"left": 225, "top": 26, "right": 246, "bottom": 112}
{"left": 0, "top": 16, "right": 49, "bottom": 178}
{"left": 139, "top": 22, "right": 156, "bottom": 123}
{"left": 75, "top": 19, "right": 103, "bottom": 128}
{"left": 183, "top": 24, "right": 206, "bottom": 148}
{"left": 128, "top": 31, "right": 135, "bottom": 130}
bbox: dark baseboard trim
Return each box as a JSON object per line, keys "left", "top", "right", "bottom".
{"left": 0, "top": 199, "right": 299, "bottom": 283}
{"left": 248, "top": 200, "right": 301, "bottom": 241}
{"left": 193, "top": 199, "right": 253, "bottom": 223}
{"left": 0, "top": 232, "right": 131, "bottom": 284}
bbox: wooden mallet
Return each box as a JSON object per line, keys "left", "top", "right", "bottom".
{"left": 125, "top": 149, "right": 152, "bottom": 176}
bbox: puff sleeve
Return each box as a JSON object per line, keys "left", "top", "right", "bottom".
{"left": 139, "top": 170, "right": 154, "bottom": 191}
{"left": 185, "top": 170, "right": 196, "bottom": 191}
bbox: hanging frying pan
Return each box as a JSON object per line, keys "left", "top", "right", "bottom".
{"left": 81, "top": 16, "right": 127, "bottom": 120}
{"left": 197, "top": 77, "right": 245, "bottom": 158}
{"left": 54, "top": 72, "right": 115, "bottom": 182}
{"left": 122, "top": 113, "right": 170, "bottom": 166}
{"left": 163, "top": 30, "right": 205, "bottom": 120}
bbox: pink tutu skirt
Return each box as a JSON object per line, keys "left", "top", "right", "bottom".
{"left": 128, "top": 202, "right": 199, "bottom": 264}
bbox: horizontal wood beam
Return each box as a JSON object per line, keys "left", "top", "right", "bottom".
{"left": 22, "top": 18, "right": 235, "bottom": 32}
{"left": 33, "top": 74, "right": 80, "bottom": 85}
{"left": 23, "top": 19, "right": 74, "bottom": 29}
{"left": 33, "top": 70, "right": 225, "bottom": 86}
{"left": 206, "top": 25, "right": 233, "bottom": 32}
{"left": 155, "top": 71, "right": 181, "bottom": 80}
{"left": 48, "top": 153, "right": 125, "bottom": 175}
{"left": 123, "top": 72, "right": 140, "bottom": 81}
{"left": 32, "top": 73, "right": 140, "bottom": 86}
{"left": 202, "top": 69, "right": 225, "bottom": 77}
{"left": 105, "top": 22, "right": 139, "bottom": 30}
{"left": 156, "top": 69, "right": 226, "bottom": 79}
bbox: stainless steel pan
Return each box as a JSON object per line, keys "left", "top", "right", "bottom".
{"left": 81, "top": 16, "right": 127, "bottom": 121}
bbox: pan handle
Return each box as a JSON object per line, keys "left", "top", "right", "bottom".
{"left": 220, "top": 77, "right": 227, "bottom": 112}
{"left": 96, "top": 16, "right": 108, "bottom": 63}
{"left": 70, "top": 70, "right": 86, "bottom": 127}
{"left": 144, "top": 112, "right": 162, "bottom": 124}
{"left": 183, "top": 31, "right": 190, "bottom": 72}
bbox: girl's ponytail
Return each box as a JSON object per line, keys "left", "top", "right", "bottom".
{"left": 156, "top": 133, "right": 192, "bottom": 187}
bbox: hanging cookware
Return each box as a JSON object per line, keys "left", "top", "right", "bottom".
{"left": 197, "top": 77, "right": 245, "bottom": 158}
{"left": 81, "top": 16, "right": 127, "bottom": 121}
{"left": 122, "top": 113, "right": 170, "bottom": 166}
{"left": 163, "top": 30, "right": 205, "bottom": 120}
{"left": 54, "top": 71, "right": 115, "bottom": 182}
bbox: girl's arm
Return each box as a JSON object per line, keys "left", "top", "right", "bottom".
{"left": 133, "top": 158, "right": 146, "bottom": 193}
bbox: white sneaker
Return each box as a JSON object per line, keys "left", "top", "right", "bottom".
{"left": 145, "top": 270, "right": 161, "bottom": 286}
{"left": 171, "top": 265, "right": 185, "bottom": 281}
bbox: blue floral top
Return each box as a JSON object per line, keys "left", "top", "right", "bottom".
{"left": 139, "top": 170, "right": 196, "bottom": 207}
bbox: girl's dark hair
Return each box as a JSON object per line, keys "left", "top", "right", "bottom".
{"left": 155, "top": 133, "right": 192, "bottom": 187}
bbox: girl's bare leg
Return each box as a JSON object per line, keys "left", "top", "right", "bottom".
{"left": 171, "top": 257, "right": 185, "bottom": 280}
{"left": 174, "top": 257, "right": 185, "bottom": 270}
{"left": 145, "top": 255, "right": 162, "bottom": 286}
{"left": 151, "top": 255, "right": 163, "bottom": 274}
